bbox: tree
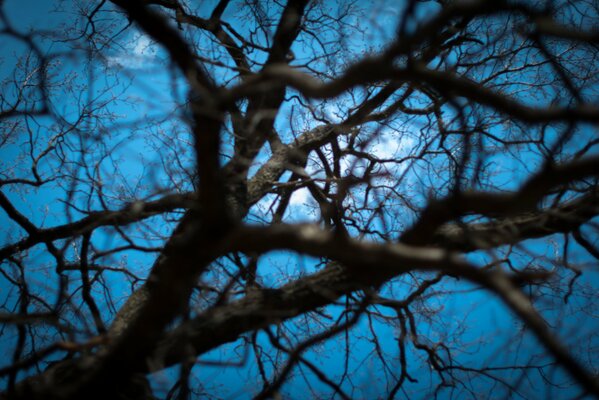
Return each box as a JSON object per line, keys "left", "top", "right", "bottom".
{"left": 1, "top": 0, "right": 599, "bottom": 398}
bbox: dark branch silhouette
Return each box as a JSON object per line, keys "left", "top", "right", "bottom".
{"left": 1, "top": 0, "right": 599, "bottom": 399}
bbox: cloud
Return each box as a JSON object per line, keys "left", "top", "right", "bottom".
{"left": 289, "top": 186, "right": 311, "bottom": 206}
{"left": 369, "top": 130, "right": 417, "bottom": 161}
{"left": 370, "top": 139, "right": 396, "bottom": 159}
{"left": 107, "top": 33, "right": 158, "bottom": 69}
{"left": 132, "top": 34, "right": 153, "bottom": 56}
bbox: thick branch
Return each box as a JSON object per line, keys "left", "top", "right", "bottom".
{"left": 0, "top": 193, "right": 194, "bottom": 261}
